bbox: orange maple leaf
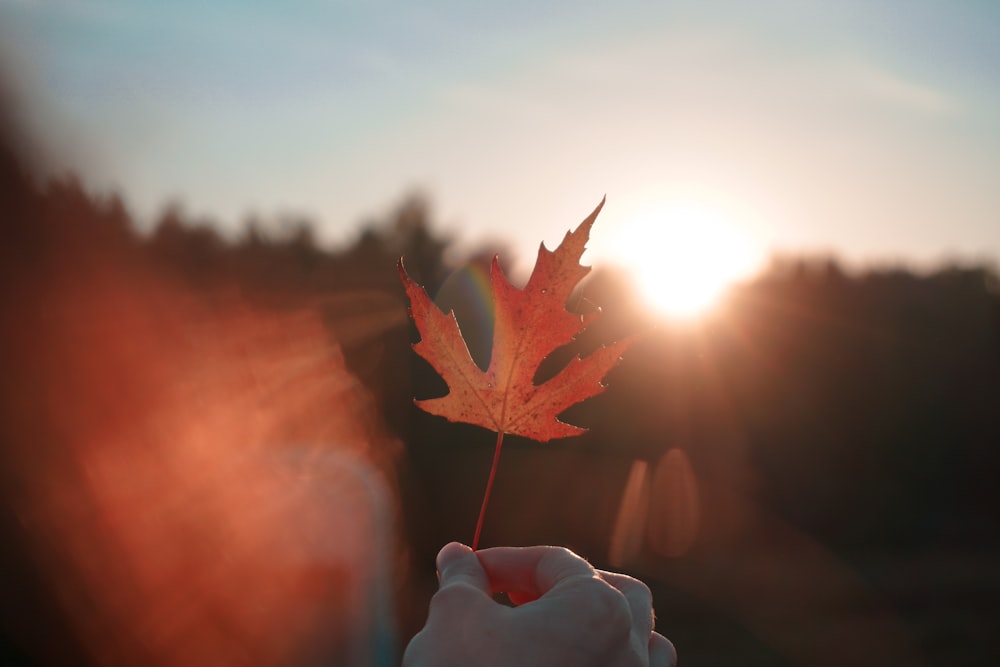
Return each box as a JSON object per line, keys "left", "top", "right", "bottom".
{"left": 398, "top": 197, "right": 632, "bottom": 442}
{"left": 398, "top": 198, "right": 632, "bottom": 548}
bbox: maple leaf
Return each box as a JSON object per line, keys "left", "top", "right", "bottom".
{"left": 398, "top": 197, "right": 632, "bottom": 441}
{"left": 399, "top": 197, "right": 632, "bottom": 548}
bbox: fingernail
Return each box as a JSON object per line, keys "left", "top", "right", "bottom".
{"left": 436, "top": 541, "right": 472, "bottom": 573}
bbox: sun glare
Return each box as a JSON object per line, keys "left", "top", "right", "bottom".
{"left": 612, "top": 199, "right": 760, "bottom": 320}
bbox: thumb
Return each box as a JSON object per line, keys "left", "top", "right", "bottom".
{"left": 436, "top": 542, "right": 490, "bottom": 594}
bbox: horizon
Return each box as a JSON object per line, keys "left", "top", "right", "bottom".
{"left": 1, "top": 0, "right": 998, "bottom": 283}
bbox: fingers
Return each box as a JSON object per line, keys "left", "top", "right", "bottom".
{"left": 598, "top": 570, "right": 654, "bottom": 642}
{"left": 413, "top": 542, "right": 504, "bottom": 666}
{"left": 648, "top": 632, "right": 677, "bottom": 667}
{"left": 447, "top": 544, "right": 677, "bottom": 666}
{"left": 435, "top": 542, "right": 490, "bottom": 594}
{"left": 475, "top": 545, "right": 596, "bottom": 599}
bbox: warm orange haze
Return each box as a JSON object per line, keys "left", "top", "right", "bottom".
{"left": 2, "top": 1, "right": 999, "bottom": 666}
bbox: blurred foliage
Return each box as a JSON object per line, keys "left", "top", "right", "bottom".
{"left": 3, "top": 133, "right": 999, "bottom": 664}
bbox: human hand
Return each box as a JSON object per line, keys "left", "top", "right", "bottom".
{"left": 403, "top": 542, "right": 676, "bottom": 667}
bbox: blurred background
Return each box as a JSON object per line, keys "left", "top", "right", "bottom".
{"left": 1, "top": 1, "right": 998, "bottom": 665}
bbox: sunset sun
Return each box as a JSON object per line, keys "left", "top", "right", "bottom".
{"left": 611, "top": 199, "right": 760, "bottom": 320}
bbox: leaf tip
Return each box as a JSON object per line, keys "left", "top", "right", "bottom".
{"left": 489, "top": 253, "right": 505, "bottom": 278}
{"left": 579, "top": 196, "right": 604, "bottom": 231}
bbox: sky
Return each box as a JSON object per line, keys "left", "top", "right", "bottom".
{"left": 2, "top": 0, "right": 998, "bottom": 279}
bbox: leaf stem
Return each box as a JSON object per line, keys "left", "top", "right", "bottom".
{"left": 472, "top": 431, "right": 505, "bottom": 551}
